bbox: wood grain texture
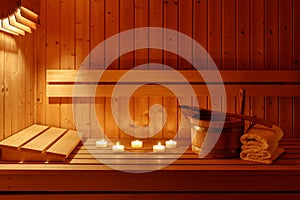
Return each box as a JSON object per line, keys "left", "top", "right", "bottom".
{"left": 32, "top": 0, "right": 300, "bottom": 140}
{"left": 279, "top": 0, "right": 293, "bottom": 138}
{"left": 0, "top": 33, "right": 4, "bottom": 140}
{"left": 294, "top": 0, "right": 300, "bottom": 138}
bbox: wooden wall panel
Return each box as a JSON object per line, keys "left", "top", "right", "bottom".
{"left": 265, "top": 0, "right": 279, "bottom": 125}
{"left": 0, "top": 29, "right": 37, "bottom": 140}
{"left": 90, "top": 0, "right": 105, "bottom": 139}
{"left": 0, "top": 33, "right": 4, "bottom": 140}
{"left": 279, "top": 0, "right": 293, "bottom": 138}
{"left": 250, "top": 0, "right": 265, "bottom": 120}
{"left": 35, "top": 0, "right": 300, "bottom": 140}
{"left": 45, "top": 0, "right": 60, "bottom": 128}
{"left": 294, "top": 0, "right": 300, "bottom": 138}
{"left": 36, "top": 0, "right": 46, "bottom": 126}
{"left": 222, "top": 0, "right": 236, "bottom": 113}
{"left": 60, "top": 0, "right": 75, "bottom": 130}
{"left": 164, "top": 0, "right": 178, "bottom": 138}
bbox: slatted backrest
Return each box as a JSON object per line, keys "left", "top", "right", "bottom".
{"left": 45, "top": 130, "right": 82, "bottom": 160}
{"left": 21, "top": 127, "right": 67, "bottom": 153}
{"left": 46, "top": 70, "right": 300, "bottom": 97}
{"left": 0, "top": 124, "right": 49, "bottom": 150}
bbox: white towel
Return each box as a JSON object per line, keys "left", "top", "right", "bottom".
{"left": 240, "top": 124, "right": 284, "bottom": 164}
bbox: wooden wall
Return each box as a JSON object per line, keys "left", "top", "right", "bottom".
{"left": 36, "top": 0, "right": 300, "bottom": 139}
{"left": 0, "top": 31, "right": 37, "bottom": 141}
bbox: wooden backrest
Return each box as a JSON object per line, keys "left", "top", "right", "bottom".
{"left": 46, "top": 70, "right": 300, "bottom": 97}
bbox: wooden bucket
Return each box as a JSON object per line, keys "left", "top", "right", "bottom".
{"left": 190, "top": 115, "right": 244, "bottom": 158}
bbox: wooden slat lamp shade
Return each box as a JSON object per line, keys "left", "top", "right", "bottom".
{"left": 0, "top": 0, "right": 40, "bottom": 36}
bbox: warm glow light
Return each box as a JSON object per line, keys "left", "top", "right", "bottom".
{"left": 8, "top": 14, "right": 31, "bottom": 33}
{"left": 0, "top": 5, "right": 39, "bottom": 36}
{"left": 20, "top": 6, "right": 39, "bottom": 24}
{"left": 0, "top": 19, "right": 19, "bottom": 35}
{"left": 14, "top": 9, "right": 36, "bottom": 29}
{"left": 2, "top": 18, "right": 25, "bottom": 35}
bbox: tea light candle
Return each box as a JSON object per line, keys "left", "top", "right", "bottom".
{"left": 96, "top": 139, "right": 108, "bottom": 148}
{"left": 131, "top": 140, "right": 143, "bottom": 148}
{"left": 165, "top": 140, "right": 177, "bottom": 149}
{"left": 153, "top": 142, "right": 165, "bottom": 153}
{"left": 112, "top": 142, "right": 125, "bottom": 153}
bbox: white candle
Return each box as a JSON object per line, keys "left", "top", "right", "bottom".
{"left": 96, "top": 139, "right": 108, "bottom": 148}
{"left": 153, "top": 142, "right": 165, "bottom": 153}
{"left": 165, "top": 140, "right": 177, "bottom": 149}
{"left": 112, "top": 142, "right": 125, "bottom": 152}
{"left": 131, "top": 140, "right": 143, "bottom": 148}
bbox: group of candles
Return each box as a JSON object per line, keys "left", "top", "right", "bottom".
{"left": 95, "top": 139, "right": 177, "bottom": 153}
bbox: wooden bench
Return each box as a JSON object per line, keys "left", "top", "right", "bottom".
{"left": 0, "top": 139, "right": 300, "bottom": 199}
{"left": 0, "top": 124, "right": 82, "bottom": 162}
{"left": 0, "top": 69, "right": 300, "bottom": 198}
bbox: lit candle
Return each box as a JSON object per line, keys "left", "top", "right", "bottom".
{"left": 96, "top": 139, "right": 108, "bottom": 148}
{"left": 112, "top": 142, "right": 125, "bottom": 153}
{"left": 153, "top": 142, "right": 165, "bottom": 153}
{"left": 131, "top": 140, "right": 143, "bottom": 148}
{"left": 165, "top": 140, "right": 177, "bottom": 149}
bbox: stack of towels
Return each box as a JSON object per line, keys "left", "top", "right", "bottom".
{"left": 240, "top": 124, "right": 285, "bottom": 164}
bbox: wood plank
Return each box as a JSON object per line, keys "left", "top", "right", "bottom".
{"left": 149, "top": 0, "right": 164, "bottom": 65}
{"left": 250, "top": 0, "right": 265, "bottom": 121}
{"left": 105, "top": 0, "right": 119, "bottom": 70}
{"left": 164, "top": 0, "right": 178, "bottom": 70}
{"left": 119, "top": 0, "right": 135, "bottom": 139}
{"left": 236, "top": 0, "right": 250, "bottom": 69}
{"left": 21, "top": 127, "right": 67, "bottom": 153}
{"left": 46, "top": 130, "right": 81, "bottom": 160}
{"left": 149, "top": 96, "right": 164, "bottom": 139}
{"left": 208, "top": 0, "right": 221, "bottom": 69}
{"left": 163, "top": 97, "right": 178, "bottom": 139}
{"left": 0, "top": 33, "right": 4, "bottom": 140}
{"left": 222, "top": 0, "right": 236, "bottom": 70}
{"left": 105, "top": 97, "right": 119, "bottom": 138}
{"left": 11, "top": 36, "right": 20, "bottom": 135}
{"left": 163, "top": 0, "right": 178, "bottom": 141}
{"left": 134, "top": 97, "right": 149, "bottom": 138}
{"left": 18, "top": 34, "right": 26, "bottom": 131}
{"left": 45, "top": 0, "right": 60, "bottom": 127}
{"left": 46, "top": 69, "right": 300, "bottom": 83}
{"left": 4, "top": 35, "right": 12, "bottom": 139}
{"left": 0, "top": 193, "right": 300, "bottom": 200}
{"left": 60, "top": 0, "right": 75, "bottom": 130}
{"left": 119, "top": 97, "right": 134, "bottom": 139}
{"left": 145, "top": 0, "right": 165, "bottom": 139}
{"left": 36, "top": 0, "right": 46, "bottom": 126}
{"left": 46, "top": 84, "right": 300, "bottom": 98}
{"left": 279, "top": 0, "right": 293, "bottom": 138}
{"left": 179, "top": 0, "right": 193, "bottom": 70}
{"left": 265, "top": 0, "right": 279, "bottom": 126}
{"left": 193, "top": 0, "right": 208, "bottom": 70}
{"left": 294, "top": 0, "right": 300, "bottom": 138}
{"left": 135, "top": 0, "right": 149, "bottom": 67}
{"left": 0, "top": 125, "right": 49, "bottom": 149}
{"left": 75, "top": 0, "right": 91, "bottom": 138}
{"left": 90, "top": 0, "right": 105, "bottom": 139}
{"left": 222, "top": 0, "right": 236, "bottom": 113}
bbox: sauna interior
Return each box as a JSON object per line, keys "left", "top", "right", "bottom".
{"left": 1, "top": 0, "right": 300, "bottom": 199}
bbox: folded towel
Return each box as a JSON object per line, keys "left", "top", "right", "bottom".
{"left": 240, "top": 124, "right": 285, "bottom": 164}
